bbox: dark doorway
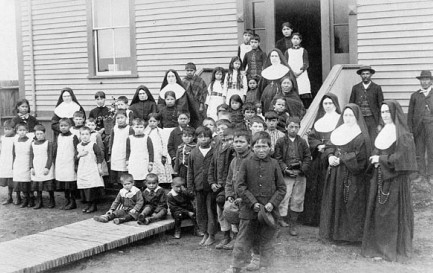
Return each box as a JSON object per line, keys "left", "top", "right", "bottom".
{"left": 275, "top": 0, "right": 322, "bottom": 97}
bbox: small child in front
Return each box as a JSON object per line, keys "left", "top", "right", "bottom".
{"left": 0, "top": 120, "right": 17, "bottom": 205}
{"left": 94, "top": 173, "right": 144, "bottom": 224}
{"left": 30, "top": 125, "right": 55, "bottom": 209}
{"left": 230, "top": 131, "right": 286, "bottom": 273}
{"left": 70, "top": 111, "right": 85, "bottom": 140}
{"left": 272, "top": 97, "right": 290, "bottom": 133}
{"left": 13, "top": 123, "right": 33, "bottom": 208}
{"left": 274, "top": 117, "right": 311, "bottom": 234}
{"left": 137, "top": 173, "right": 167, "bottom": 225}
{"left": 167, "top": 177, "right": 197, "bottom": 239}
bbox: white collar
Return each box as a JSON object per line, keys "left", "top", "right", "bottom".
{"left": 160, "top": 83, "right": 186, "bottom": 100}
{"left": 375, "top": 123, "right": 396, "bottom": 150}
{"left": 330, "top": 123, "right": 361, "bottom": 146}
{"left": 362, "top": 82, "right": 371, "bottom": 89}
{"left": 261, "top": 64, "right": 290, "bottom": 80}
{"left": 314, "top": 112, "right": 340, "bottom": 133}
{"left": 420, "top": 86, "right": 432, "bottom": 96}
{"left": 145, "top": 186, "right": 162, "bottom": 193}
{"left": 119, "top": 186, "right": 140, "bottom": 198}
{"left": 54, "top": 101, "right": 80, "bottom": 118}
{"left": 169, "top": 189, "right": 178, "bottom": 196}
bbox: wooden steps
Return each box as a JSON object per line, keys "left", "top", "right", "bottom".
{"left": 0, "top": 216, "right": 188, "bottom": 273}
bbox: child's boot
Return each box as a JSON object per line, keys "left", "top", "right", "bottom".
{"left": 65, "top": 196, "right": 77, "bottom": 210}
{"left": 20, "top": 193, "right": 29, "bottom": 208}
{"left": 223, "top": 232, "right": 237, "bottom": 250}
{"left": 28, "top": 193, "right": 35, "bottom": 208}
{"left": 278, "top": 216, "right": 289, "bottom": 227}
{"left": 48, "top": 191, "right": 55, "bottom": 208}
{"left": 289, "top": 211, "right": 299, "bottom": 236}
{"left": 85, "top": 201, "right": 97, "bottom": 213}
{"left": 61, "top": 191, "right": 71, "bottom": 210}
{"left": 216, "top": 230, "right": 231, "bottom": 249}
{"left": 2, "top": 188, "right": 13, "bottom": 205}
{"left": 113, "top": 215, "right": 133, "bottom": 225}
{"left": 33, "top": 192, "right": 43, "bottom": 209}
{"left": 246, "top": 254, "right": 260, "bottom": 271}
{"left": 173, "top": 219, "right": 182, "bottom": 239}
{"left": 93, "top": 214, "right": 110, "bottom": 223}
{"left": 14, "top": 192, "right": 22, "bottom": 205}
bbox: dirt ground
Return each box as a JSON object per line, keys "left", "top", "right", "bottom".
{"left": 1, "top": 187, "right": 433, "bottom": 273}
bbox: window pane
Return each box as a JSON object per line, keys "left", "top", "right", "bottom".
{"left": 253, "top": 2, "right": 265, "bottom": 28}
{"left": 114, "top": 28, "right": 132, "bottom": 71}
{"left": 93, "top": 0, "right": 111, "bottom": 28}
{"left": 96, "top": 29, "right": 113, "bottom": 72}
{"left": 112, "top": 0, "right": 130, "bottom": 26}
{"left": 333, "top": 0, "right": 348, "bottom": 24}
{"left": 334, "top": 25, "right": 349, "bottom": 53}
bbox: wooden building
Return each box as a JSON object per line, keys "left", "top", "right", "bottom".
{"left": 16, "top": 0, "right": 433, "bottom": 120}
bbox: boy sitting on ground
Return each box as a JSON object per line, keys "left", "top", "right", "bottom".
{"left": 137, "top": 173, "right": 168, "bottom": 225}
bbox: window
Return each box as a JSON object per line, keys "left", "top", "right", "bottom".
{"left": 332, "top": 0, "right": 349, "bottom": 54}
{"left": 88, "top": 0, "right": 136, "bottom": 77}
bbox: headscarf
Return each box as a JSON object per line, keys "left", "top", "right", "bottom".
{"left": 376, "top": 100, "right": 417, "bottom": 171}
{"left": 130, "top": 85, "right": 156, "bottom": 105}
{"left": 313, "top": 93, "right": 341, "bottom": 132}
{"left": 54, "top": 87, "right": 82, "bottom": 118}
{"left": 331, "top": 103, "right": 372, "bottom": 156}
{"left": 159, "top": 69, "right": 186, "bottom": 100}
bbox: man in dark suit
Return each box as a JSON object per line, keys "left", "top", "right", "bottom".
{"left": 408, "top": 70, "right": 433, "bottom": 183}
{"left": 349, "top": 66, "right": 384, "bottom": 144}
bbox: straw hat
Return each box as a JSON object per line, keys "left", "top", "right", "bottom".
{"left": 356, "top": 65, "right": 375, "bottom": 75}
{"left": 223, "top": 201, "right": 240, "bottom": 224}
{"left": 257, "top": 206, "right": 276, "bottom": 228}
{"left": 416, "top": 70, "right": 433, "bottom": 80}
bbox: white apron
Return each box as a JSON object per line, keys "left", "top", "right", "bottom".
{"left": 206, "top": 81, "right": 225, "bottom": 120}
{"left": 31, "top": 141, "right": 54, "bottom": 181}
{"left": 111, "top": 125, "right": 130, "bottom": 171}
{"left": 128, "top": 135, "right": 150, "bottom": 180}
{"left": 55, "top": 134, "right": 77, "bottom": 181}
{"left": 287, "top": 47, "right": 311, "bottom": 95}
{"left": 77, "top": 141, "right": 104, "bottom": 189}
{"left": 0, "top": 136, "right": 15, "bottom": 178}
{"left": 147, "top": 128, "right": 172, "bottom": 184}
{"left": 12, "top": 138, "right": 32, "bottom": 182}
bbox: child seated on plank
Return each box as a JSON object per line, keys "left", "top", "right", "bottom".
{"left": 137, "top": 173, "right": 168, "bottom": 225}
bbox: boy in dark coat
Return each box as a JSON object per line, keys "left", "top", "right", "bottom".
{"left": 242, "top": 34, "right": 267, "bottom": 78}
{"left": 137, "top": 173, "right": 167, "bottom": 225}
{"left": 167, "top": 111, "right": 192, "bottom": 165}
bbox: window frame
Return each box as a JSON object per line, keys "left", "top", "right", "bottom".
{"left": 86, "top": 0, "right": 138, "bottom": 79}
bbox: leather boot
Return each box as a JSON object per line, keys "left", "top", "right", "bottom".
{"left": 48, "top": 192, "right": 55, "bottom": 208}
{"left": 85, "top": 202, "right": 97, "bottom": 213}
{"left": 64, "top": 198, "right": 77, "bottom": 210}
{"left": 20, "top": 197, "right": 28, "bottom": 208}
{"left": 33, "top": 193, "right": 43, "bottom": 209}
{"left": 28, "top": 195, "right": 35, "bottom": 208}
{"left": 14, "top": 192, "right": 22, "bottom": 205}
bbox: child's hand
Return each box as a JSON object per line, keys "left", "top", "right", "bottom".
{"left": 180, "top": 185, "right": 187, "bottom": 192}
{"left": 227, "top": 197, "right": 234, "bottom": 203}
{"left": 317, "top": 144, "right": 326, "bottom": 153}
{"left": 98, "top": 165, "right": 103, "bottom": 175}
{"left": 264, "top": 203, "right": 273, "bottom": 212}
{"left": 78, "top": 151, "right": 89, "bottom": 157}
{"left": 161, "top": 156, "right": 167, "bottom": 165}
{"left": 106, "top": 210, "right": 113, "bottom": 215}
{"left": 211, "top": 184, "right": 220, "bottom": 192}
{"left": 98, "top": 128, "right": 105, "bottom": 134}
{"left": 148, "top": 163, "right": 153, "bottom": 172}
{"left": 234, "top": 198, "right": 242, "bottom": 206}
{"left": 253, "top": 203, "right": 261, "bottom": 212}
{"left": 43, "top": 168, "right": 49, "bottom": 175}
{"left": 187, "top": 211, "right": 195, "bottom": 218}
{"left": 125, "top": 161, "right": 129, "bottom": 170}
{"left": 130, "top": 209, "right": 136, "bottom": 214}
{"left": 31, "top": 168, "right": 35, "bottom": 176}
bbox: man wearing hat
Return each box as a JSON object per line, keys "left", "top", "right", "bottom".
{"left": 408, "top": 70, "right": 433, "bottom": 183}
{"left": 349, "top": 66, "right": 384, "bottom": 143}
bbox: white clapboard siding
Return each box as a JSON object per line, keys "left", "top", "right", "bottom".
{"left": 357, "top": 0, "right": 433, "bottom": 111}
{"left": 20, "top": 0, "right": 238, "bottom": 116}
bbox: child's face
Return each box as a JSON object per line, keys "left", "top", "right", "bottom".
{"left": 256, "top": 106, "right": 262, "bottom": 115}
{"left": 145, "top": 178, "right": 158, "bottom": 191}
{"left": 215, "top": 71, "right": 223, "bottom": 81}
{"left": 231, "top": 100, "right": 241, "bottom": 111}
{"left": 17, "top": 103, "right": 29, "bottom": 115}
{"left": 172, "top": 181, "right": 183, "bottom": 193}
{"left": 282, "top": 26, "right": 293, "bottom": 37}
{"left": 4, "top": 127, "right": 14, "bottom": 137}
{"left": 167, "top": 71, "right": 176, "bottom": 84}
{"left": 203, "top": 120, "right": 216, "bottom": 132}
{"left": 186, "top": 69, "right": 195, "bottom": 78}
{"left": 243, "top": 33, "right": 252, "bottom": 43}
{"left": 178, "top": 114, "right": 190, "bottom": 127}
{"left": 222, "top": 134, "right": 234, "bottom": 148}
{"left": 17, "top": 126, "right": 28, "bottom": 138}
{"left": 248, "top": 79, "right": 258, "bottom": 90}
{"left": 266, "top": 119, "right": 278, "bottom": 131}
{"left": 148, "top": 117, "right": 159, "bottom": 129}
{"left": 35, "top": 130, "right": 45, "bottom": 141}
{"left": 286, "top": 122, "right": 300, "bottom": 138}
{"left": 217, "top": 124, "right": 228, "bottom": 138}
{"left": 116, "top": 114, "right": 127, "bottom": 126}
{"left": 291, "top": 35, "right": 301, "bottom": 46}
{"left": 233, "top": 136, "right": 249, "bottom": 154}
{"left": 165, "top": 96, "right": 176, "bottom": 107}
{"left": 80, "top": 130, "right": 91, "bottom": 142}
{"left": 86, "top": 121, "right": 97, "bottom": 131}
{"left": 73, "top": 117, "right": 84, "bottom": 126}
{"left": 281, "top": 79, "right": 293, "bottom": 94}
{"left": 274, "top": 99, "right": 286, "bottom": 113}
{"left": 134, "top": 124, "right": 145, "bottom": 135}
{"left": 244, "top": 110, "right": 256, "bottom": 120}
{"left": 250, "top": 122, "right": 265, "bottom": 135}
{"left": 116, "top": 101, "right": 127, "bottom": 110}
{"left": 59, "top": 122, "right": 71, "bottom": 134}
{"left": 138, "top": 89, "right": 148, "bottom": 101}
{"left": 250, "top": 39, "right": 259, "bottom": 50}
{"left": 197, "top": 133, "right": 211, "bottom": 148}
{"left": 182, "top": 134, "right": 194, "bottom": 144}
{"left": 122, "top": 180, "right": 134, "bottom": 191}
{"left": 253, "top": 139, "right": 270, "bottom": 159}
{"left": 233, "top": 60, "right": 241, "bottom": 70}
{"left": 96, "top": 97, "right": 105, "bottom": 107}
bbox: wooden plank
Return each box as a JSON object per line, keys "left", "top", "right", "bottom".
{"left": 358, "top": 36, "right": 433, "bottom": 46}
{"left": 358, "top": 22, "right": 433, "bottom": 33}
{"left": 357, "top": 14, "right": 433, "bottom": 27}
{"left": 357, "top": 1, "right": 431, "bottom": 12}
{"left": 136, "top": 21, "right": 236, "bottom": 34}
{"left": 358, "top": 29, "right": 433, "bottom": 40}
{"left": 136, "top": 1, "right": 234, "bottom": 16}
{"left": 357, "top": 6, "right": 432, "bottom": 19}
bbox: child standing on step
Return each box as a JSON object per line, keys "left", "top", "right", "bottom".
{"left": 77, "top": 126, "right": 105, "bottom": 213}
{"left": 94, "top": 173, "right": 144, "bottom": 224}
{"left": 13, "top": 123, "right": 34, "bottom": 208}
{"left": 137, "top": 173, "right": 167, "bottom": 225}
{"left": 0, "top": 120, "right": 18, "bottom": 205}
{"left": 30, "top": 125, "right": 55, "bottom": 209}
{"left": 54, "top": 118, "right": 79, "bottom": 210}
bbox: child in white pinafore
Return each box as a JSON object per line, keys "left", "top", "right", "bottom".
{"left": 285, "top": 33, "right": 312, "bottom": 108}
{"left": 13, "top": 123, "right": 33, "bottom": 208}
{"left": 77, "top": 126, "right": 105, "bottom": 213}
{"left": 206, "top": 67, "right": 226, "bottom": 121}
{"left": 0, "top": 120, "right": 18, "bottom": 205}
{"left": 145, "top": 113, "right": 172, "bottom": 184}
{"left": 86, "top": 118, "right": 109, "bottom": 177}
{"left": 55, "top": 118, "right": 79, "bottom": 210}
{"left": 30, "top": 124, "right": 55, "bottom": 209}
{"left": 126, "top": 118, "right": 154, "bottom": 189}
{"left": 109, "top": 110, "right": 134, "bottom": 188}
{"left": 224, "top": 56, "right": 248, "bottom": 104}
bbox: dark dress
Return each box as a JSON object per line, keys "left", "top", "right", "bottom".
{"left": 319, "top": 134, "right": 368, "bottom": 242}
{"left": 362, "top": 139, "right": 414, "bottom": 261}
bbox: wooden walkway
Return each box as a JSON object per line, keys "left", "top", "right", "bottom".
{"left": 0, "top": 217, "right": 183, "bottom": 273}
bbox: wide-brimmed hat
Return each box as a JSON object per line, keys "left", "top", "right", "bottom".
{"left": 223, "top": 201, "right": 240, "bottom": 224}
{"left": 416, "top": 70, "right": 433, "bottom": 80}
{"left": 356, "top": 65, "right": 375, "bottom": 75}
{"left": 257, "top": 205, "right": 276, "bottom": 228}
